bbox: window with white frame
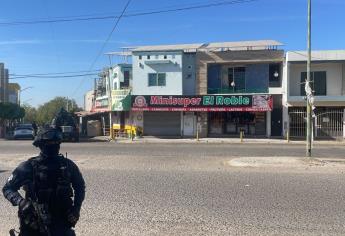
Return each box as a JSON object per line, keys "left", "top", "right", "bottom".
{"left": 148, "top": 73, "right": 166, "bottom": 86}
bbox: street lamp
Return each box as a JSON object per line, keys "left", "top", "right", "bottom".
{"left": 18, "top": 86, "right": 33, "bottom": 105}
{"left": 22, "top": 98, "right": 33, "bottom": 104}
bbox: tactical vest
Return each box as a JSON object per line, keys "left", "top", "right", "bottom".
{"left": 28, "top": 155, "right": 74, "bottom": 214}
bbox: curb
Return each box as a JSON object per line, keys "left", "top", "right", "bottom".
{"left": 227, "top": 156, "right": 329, "bottom": 168}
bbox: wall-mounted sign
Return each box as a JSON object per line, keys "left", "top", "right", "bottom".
{"left": 131, "top": 95, "right": 272, "bottom": 112}
{"left": 111, "top": 90, "right": 131, "bottom": 111}
{"left": 92, "top": 97, "right": 109, "bottom": 112}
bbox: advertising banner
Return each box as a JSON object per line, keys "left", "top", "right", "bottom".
{"left": 131, "top": 95, "right": 273, "bottom": 112}
{"left": 111, "top": 90, "right": 131, "bottom": 111}
{"left": 92, "top": 97, "right": 110, "bottom": 112}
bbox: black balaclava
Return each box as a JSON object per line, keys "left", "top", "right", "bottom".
{"left": 39, "top": 143, "right": 60, "bottom": 158}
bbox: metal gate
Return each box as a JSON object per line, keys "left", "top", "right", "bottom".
{"left": 289, "top": 108, "right": 306, "bottom": 137}
{"left": 144, "top": 111, "right": 181, "bottom": 136}
{"left": 289, "top": 108, "right": 344, "bottom": 139}
{"left": 315, "top": 109, "right": 343, "bottom": 139}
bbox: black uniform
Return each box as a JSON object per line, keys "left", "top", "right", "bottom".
{"left": 2, "top": 127, "right": 85, "bottom": 236}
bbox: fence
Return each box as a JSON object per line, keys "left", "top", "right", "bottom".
{"left": 289, "top": 108, "right": 344, "bottom": 139}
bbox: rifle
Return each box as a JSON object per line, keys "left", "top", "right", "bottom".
{"left": 31, "top": 201, "right": 52, "bottom": 236}
{"left": 9, "top": 201, "right": 52, "bottom": 236}
{"left": 9, "top": 229, "right": 18, "bottom": 236}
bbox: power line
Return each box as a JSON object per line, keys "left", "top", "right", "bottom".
{"left": 0, "top": 0, "right": 257, "bottom": 26}
{"left": 70, "top": 0, "right": 132, "bottom": 97}
{"left": 9, "top": 73, "right": 100, "bottom": 79}
{"left": 0, "top": 1, "right": 225, "bottom": 22}
{"left": 9, "top": 69, "right": 101, "bottom": 77}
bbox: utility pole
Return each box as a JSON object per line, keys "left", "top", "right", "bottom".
{"left": 306, "top": 0, "right": 312, "bottom": 157}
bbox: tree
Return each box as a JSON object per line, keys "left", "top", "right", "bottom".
{"left": 0, "top": 102, "right": 25, "bottom": 120}
{"left": 22, "top": 104, "right": 37, "bottom": 123}
{"left": 36, "top": 97, "right": 81, "bottom": 125}
{"left": 0, "top": 103, "right": 25, "bottom": 136}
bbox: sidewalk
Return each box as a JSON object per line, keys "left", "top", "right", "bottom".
{"left": 2, "top": 136, "right": 344, "bottom": 145}
{"left": 106, "top": 136, "right": 345, "bottom": 145}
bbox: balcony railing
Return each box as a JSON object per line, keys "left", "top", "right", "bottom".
{"left": 208, "top": 88, "right": 268, "bottom": 94}
{"left": 111, "top": 89, "right": 131, "bottom": 96}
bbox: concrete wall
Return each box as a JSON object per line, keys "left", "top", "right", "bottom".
{"left": 110, "top": 64, "right": 132, "bottom": 90}
{"left": 84, "top": 90, "right": 94, "bottom": 112}
{"left": 182, "top": 53, "right": 196, "bottom": 95}
{"left": 289, "top": 63, "right": 343, "bottom": 96}
{"left": 132, "top": 51, "right": 183, "bottom": 95}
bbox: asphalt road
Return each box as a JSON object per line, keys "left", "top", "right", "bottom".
{"left": 0, "top": 140, "right": 345, "bottom": 235}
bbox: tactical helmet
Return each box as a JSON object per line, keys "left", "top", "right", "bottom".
{"left": 33, "top": 127, "right": 63, "bottom": 147}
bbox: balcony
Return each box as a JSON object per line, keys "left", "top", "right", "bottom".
{"left": 208, "top": 88, "right": 268, "bottom": 94}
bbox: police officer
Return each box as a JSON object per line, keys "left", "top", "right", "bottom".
{"left": 2, "top": 127, "right": 85, "bottom": 236}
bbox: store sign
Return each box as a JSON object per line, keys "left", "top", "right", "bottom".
{"left": 92, "top": 97, "right": 109, "bottom": 112}
{"left": 111, "top": 90, "right": 131, "bottom": 111}
{"left": 131, "top": 95, "right": 273, "bottom": 112}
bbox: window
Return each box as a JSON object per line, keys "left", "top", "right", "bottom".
{"left": 269, "top": 64, "right": 281, "bottom": 87}
{"left": 121, "top": 70, "right": 130, "bottom": 88}
{"left": 139, "top": 55, "right": 142, "bottom": 60}
{"left": 157, "top": 73, "right": 166, "bottom": 86}
{"left": 228, "top": 67, "right": 246, "bottom": 92}
{"left": 148, "top": 73, "right": 166, "bottom": 86}
{"left": 300, "top": 71, "right": 326, "bottom": 96}
{"left": 148, "top": 73, "right": 156, "bottom": 86}
{"left": 147, "top": 55, "right": 150, "bottom": 60}
{"left": 164, "top": 55, "right": 167, "bottom": 59}
{"left": 155, "top": 55, "right": 159, "bottom": 59}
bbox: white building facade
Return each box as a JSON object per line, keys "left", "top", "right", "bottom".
{"left": 283, "top": 50, "right": 345, "bottom": 139}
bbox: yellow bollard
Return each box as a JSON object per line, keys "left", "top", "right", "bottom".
{"left": 240, "top": 131, "right": 244, "bottom": 143}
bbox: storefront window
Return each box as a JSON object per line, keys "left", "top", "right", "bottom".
{"left": 209, "top": 112, "right": 266, "bottom": 136}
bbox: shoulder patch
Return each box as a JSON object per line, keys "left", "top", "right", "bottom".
{"left": 7, "top": 174, "right": 13, "bottom": 182}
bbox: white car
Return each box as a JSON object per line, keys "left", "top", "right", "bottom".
{"left": 13, "top": 125, "right": 34, "bottom": 140}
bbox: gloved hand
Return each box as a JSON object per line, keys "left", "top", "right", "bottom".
{"left": 67, "top": 207, "right": 80, "bottom": 227}
{"left": 19, "top": 199, "right": 33, "bottom": 215}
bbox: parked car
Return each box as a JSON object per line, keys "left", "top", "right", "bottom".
{"left": 13, "top": 124, "right": 35, "bottom": 140}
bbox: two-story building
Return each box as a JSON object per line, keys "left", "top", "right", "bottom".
{"left": 131, "top": 44, "right": 198, "bottom": 136}
{"left": 130, "top": 40, "right": 285, "bottom": 138}
{"left": 284, "top": 50, "right": 345, "bottom": 139}
{"left": 8, "top": 83, "right": 21, "bottom": 104}
{"left": 80, "top": 64, "right": 132, "bottom": 136}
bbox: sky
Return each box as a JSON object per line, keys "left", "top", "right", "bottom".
{"left": 0, "top": 0, "right": 344, "bottom": 108}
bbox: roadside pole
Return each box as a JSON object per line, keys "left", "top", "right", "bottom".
{"left": 107, "top": 67, "right": 113, "bottom": 140}
{"left": 306, "top": 0, "right": 312, "bottom": 157}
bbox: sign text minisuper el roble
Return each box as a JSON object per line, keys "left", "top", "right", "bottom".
{"left": 131, "top": 95, "right": 273, "bottom": 112}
